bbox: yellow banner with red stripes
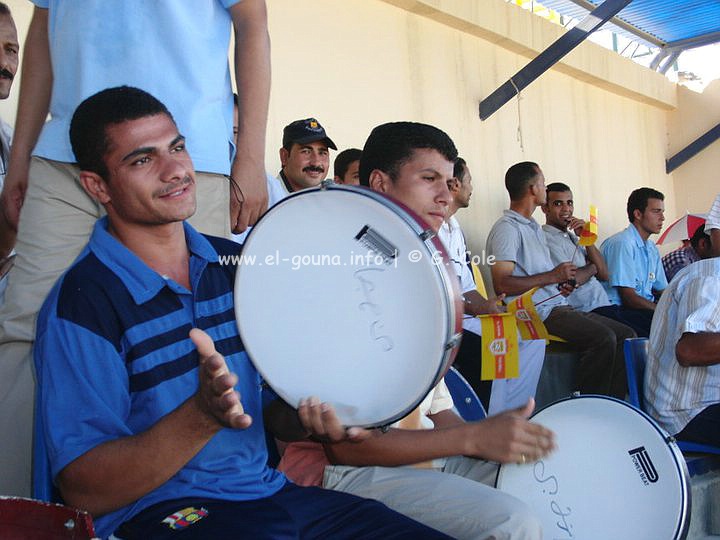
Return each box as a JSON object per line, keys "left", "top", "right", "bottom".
{"left": 507, "top": 288, "right": 550, "bottom": 343}
{"left": 578, "top": 205, "right": 598, "bottom": 246}
{"left": 480, "top": 313, "right": 519, "bottom": 380}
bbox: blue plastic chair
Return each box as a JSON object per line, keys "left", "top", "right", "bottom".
{"left": 445, "top": 367, "right": 487, "bottom": 421}
{"left": 623, "top": 337, "right": 720, "bottom": 456}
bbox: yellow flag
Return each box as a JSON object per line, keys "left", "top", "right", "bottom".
{"left": 470, "top": 262, "right": 488, "bottom": 298}
{"left": 480, "top": 313, "right": 520, "bottom": 380}
{"left": 507, "top": 288, "right": 550, "bottom": 343}
{"left": 578, "top": 205, "right": 598, "bottom": 246}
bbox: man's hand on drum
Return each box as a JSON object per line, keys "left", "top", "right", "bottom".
{"left": 190, "top": 328, "right": 253, "bottom": 430}
{"left": 463, "top": 290, "right": 507, "bottom": 316}
{"left": 463, "top": 398, "right": 556, "bottom": 464}
{"left": 297, "top": 398, "right": 372, "bottom": 443}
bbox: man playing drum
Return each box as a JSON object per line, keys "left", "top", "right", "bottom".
{"left": 279, "top": 122, "right": 555, "bottom": 540}
{"left": 33, "top": 87, "right": 449, "bottom": 540}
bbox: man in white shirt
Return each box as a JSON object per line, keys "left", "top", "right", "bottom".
{"left": 439, "top": 158, "right": 545, "bottom": 415}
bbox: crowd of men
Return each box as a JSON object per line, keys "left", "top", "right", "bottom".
{"left": 0, "top": 2, "right": 718, "bottom": 539}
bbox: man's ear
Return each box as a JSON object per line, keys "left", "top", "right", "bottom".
{"left": 279, "top": 147, "right": 289, "bottom": 167}
{"left": 540, "top": 202, "right": 549, "bottom": 215}
{"left": 448, "top": 178, "right": 460, "bottom": 193}
{"left": 633, "top": 208, "right": 643, "bottom": 223}
{"left": 368, "top": 169, "right": 391, "bottom": 193}
{"left": 79, "top": 171, "right": 111, "bottom": 205}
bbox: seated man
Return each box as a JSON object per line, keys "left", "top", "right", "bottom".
{"left": 600, "top": 187, "right": 668, "bottom": 337}
{"left": 645, "top": 257, "right": 720, "bottom": 446}
{"left": 487, "top": 162, "right": 631, "bottom": 399}
{"left": 661, "top": 224, "right": 712, "bottom": 282}
{"left": 34, "top": 87, "right": 447, "bottom": 540}
{"left": 541, "top": 182, "right": 637, "bottom": 333}
{"left": 276, "top": 117, "right": 336, "bottom": 194}
{"left": 441, "top": 157, "right": 545, "bottom": 415}
{"left": 333, "top": 148, "right": 362, "bottom": 185}
{"left": 279, "top": 122, "right": 555, "bottom": 540}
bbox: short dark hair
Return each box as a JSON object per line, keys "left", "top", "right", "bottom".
{"left": 359, "top": 122, "right": 457, "bottom": 187}
{"left": 334, "top": 148, "right": 362, "bottom": 179}
{"left": 70, "top": 86, "right": 174, "bottom": 180}
{"left": 690, "top": 223, "right": 710, "bottom": 250}
{"left": 0, "top": 3, "right": 11, "bottom": 16}
{"left": 453, "top": 157, "right": 467, "bottom": 182}
{"left": 505, "top": 161, "right": 540, "bottom": 201}
{"left": 546, "top": 182, "right": 571, "bottom": 197}
{"left": 626, "top": 187, "right": 664, "bottom": 223}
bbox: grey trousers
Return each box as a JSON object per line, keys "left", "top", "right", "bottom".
{"left": 323, "top": 456, "right": 542, "bottom": 540}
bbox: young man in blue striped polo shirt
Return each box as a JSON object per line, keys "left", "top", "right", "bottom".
{"left": 34, "top": 86, "right": 447, "bottom": 540}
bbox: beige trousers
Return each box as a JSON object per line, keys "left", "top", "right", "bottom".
{"left": 0, "top": 156, "right": 229, "bottom": 496}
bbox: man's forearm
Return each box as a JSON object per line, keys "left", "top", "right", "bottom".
{"left": 575, "top": 263, "right": 597, "bottom": 286}
{"left": 618, "top": 287, "right": 656, "bottom": 311}
{"left": 584, "top": 245, "right": 609, "bottom": 281}
{"left": 230, "top": 0, "right": 270, "bottom": 171}
{"left": 676, "top": 332, "right": 720, "bottom": 367}
{"left": 58, "top": 397, "right": 220, "bottom": 517}
{"left": 493, "top": 271, "right": 556, "bottom": 296}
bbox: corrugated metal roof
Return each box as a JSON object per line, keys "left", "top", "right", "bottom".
{"left": 539, "top": 0, "right": 720, "bottom": 49}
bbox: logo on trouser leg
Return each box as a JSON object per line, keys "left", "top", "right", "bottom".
{"left": 162, "top": 507, "right": 209, "bottom": 530}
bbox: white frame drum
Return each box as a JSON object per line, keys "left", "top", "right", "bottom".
{"left": 496, "top": 395, "right": 690, "bottom": 540}
{"left": 234, "top": 184, "right": 462, "bottom": 427}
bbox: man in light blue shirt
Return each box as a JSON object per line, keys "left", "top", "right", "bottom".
{"left": 600, "top": 187, "right": 668, "bottom": 337}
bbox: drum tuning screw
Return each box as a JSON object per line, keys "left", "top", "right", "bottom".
{"left": 64, "top": 519, "right": 76, "bottom": 530}
{"left": 419, "top": 229, "right": 436, "bottom": 241}
{"left": 320, "top": 179, "right": 334, "bottom": 190}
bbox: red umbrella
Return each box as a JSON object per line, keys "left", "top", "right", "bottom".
{"left": 656, "top": 213, "right": 707, "bottom": 245}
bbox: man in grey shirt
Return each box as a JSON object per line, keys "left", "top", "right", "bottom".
{"left": 487, "top": 162, "right": 632, "bottom": 398}
{"left": 541, "top": 182, "right": 638, "bottom": 335}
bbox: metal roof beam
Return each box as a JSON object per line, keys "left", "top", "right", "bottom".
{"left": 479, "top": 0, "right": 633, "bottom": 121}
{"left": 662, "top": 31, "right": 720, "bottom": 53}
{"left": 659, "top": 51, "right": 680, "bottom": 75}
{"left": 560, "top": 0, "right": 665, "bottom": 47}
{"left": 666, "top": 123, "right": 720, "bottom": 174}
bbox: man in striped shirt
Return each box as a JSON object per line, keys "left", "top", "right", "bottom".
{"left": 644, "top": 257, "right": 720, "bottom": 446}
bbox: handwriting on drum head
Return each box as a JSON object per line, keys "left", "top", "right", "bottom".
{"left": 355, "top": 268, "right": 394, "bottom": 352}
{"left": 532, "top": 461, "right": 574, "bottom": 539}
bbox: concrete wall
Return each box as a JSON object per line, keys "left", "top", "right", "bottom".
{"left": 2, "top": 0, "right": 717, "bottom": 264}
{"left": 667, "top": 81, "right": 720, "bottom": 217}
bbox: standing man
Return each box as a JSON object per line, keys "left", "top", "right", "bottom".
{"left": 645, "top": 257, "right": 720, "bottom": 447}
{"left": 277, "top": 118, "right": 336, "bottom": 194}
{"left": 541, "top": 182, "right": 638, "bottom": 335}
{"left": 440, "top": 158, "right": 545, "bottom": 414}
{"left": 0, "top": 2, "right": 18, "bottom": 303}
{"left": 333, "top": 148, "right": 362, "bottom": 185}
{"left": 487, "top": 162, "right": 630, "bottom": 399}
{"left": 35, "top": 86, "right": 444, "bottom": 539}
{"left": 600, "top": 187, "right": 668, "bottom": 337}
{"left": 0, "top": 0, "right": 271, "bottom": 497}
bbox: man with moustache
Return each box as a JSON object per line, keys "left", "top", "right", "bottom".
{"left": 277, "top": 118, "right": 336, "bottom": 194}
{"left": 34, "top": 86, "right": 445, "bottom": 539}
{"left": 0, "top": 2, "right": 17, "bottom": 304}
{"left": 600, "top": 187, "right": 668, "bottom": 337}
